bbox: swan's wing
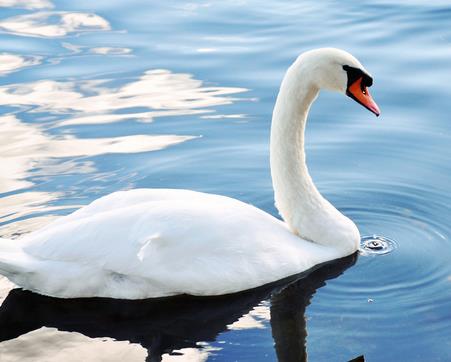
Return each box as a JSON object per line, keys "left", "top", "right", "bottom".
{"left": 17, "top": 190, "right": 332, "bottom": 298}
{"left": 21, "top": 189, "right": 220, "bottom": 262}
{"left": 34, "top": 189, "right": 210, "bottom": 232}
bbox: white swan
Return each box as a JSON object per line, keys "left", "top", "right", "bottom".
{"left": 0, "top": 48, "right": 380, "bottom": 299}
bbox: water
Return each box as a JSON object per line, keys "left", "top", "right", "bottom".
{"left": 0, "top": 0, "right": 450, "bottom": 360}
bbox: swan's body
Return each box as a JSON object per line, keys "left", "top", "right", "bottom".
{"left": 0, "top": 190, "right": 341, "bottom": 299}
{"left": 0, "top": 48, "right": 379, "bottom": 299}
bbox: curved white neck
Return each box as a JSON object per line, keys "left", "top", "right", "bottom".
{"left": 270, "top": 58, "right": 359, "bottom": 252}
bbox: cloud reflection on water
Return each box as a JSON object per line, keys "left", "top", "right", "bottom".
{"left": 0, "top": 11, "right": 110, "bottom": 38}
{"left": 0, "top": 69, "right": 247, "bottom": 126}
{"left": 0, "top": 115, "right": 197, "bottom": 194}
{"left": 0, "top": 327, "right": 148, "bottom": 362}
{"left": 0, "top": 53, "right": 42, "bottom": 75}
{"left": 90, "top": 47, "right": 132, "bottom": 55}
{"left": 0, "top": 327, "right": 211, "bottom": 362}
{"left": 0, "top": 0, "right": 53, "bottom": 10}
{"left": 0, "top": 66, "right": 247, "bottom": 235}
{"left": 227, "top": 303, "right": 270, "bottom": 330}
{"left": 0, "top": 114, "right": 197, "bottom": 233}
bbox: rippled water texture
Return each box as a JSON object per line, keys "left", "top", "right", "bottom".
{"left": 0, "top": 0, "right": 450, "bottom": 361}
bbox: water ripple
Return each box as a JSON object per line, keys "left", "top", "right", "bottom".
{"left": 311, "top": 181, "right": 451, "bottom": 345}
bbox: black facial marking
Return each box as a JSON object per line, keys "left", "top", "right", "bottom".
{"left": 342, "top": 65, "right": 373, "bottom": 91}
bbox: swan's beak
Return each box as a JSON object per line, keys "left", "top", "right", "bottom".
{"left": 346, "top": 77, "right": 380, "bottom": 117}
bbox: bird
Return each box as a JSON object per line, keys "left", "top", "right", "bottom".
{"left": 0, "top": 48, "right": 380, "bottom": 299}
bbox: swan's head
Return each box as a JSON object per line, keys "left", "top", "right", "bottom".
{"left": 300, "top": 48, "right": 380, "bottom": 116}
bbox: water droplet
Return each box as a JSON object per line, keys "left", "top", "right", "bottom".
{"left": 360, "top": 235, "right": 397, "bottom": 255}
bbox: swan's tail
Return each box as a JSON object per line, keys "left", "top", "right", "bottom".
{"left": 0, "top": 238, "right": 30, "bottom": 276}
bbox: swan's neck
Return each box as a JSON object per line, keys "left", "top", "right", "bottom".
{"left": 270, "top": 59, "right": 359, "bottom": 252}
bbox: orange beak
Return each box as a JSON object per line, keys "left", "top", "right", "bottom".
{"left": 347, "top": 77, "right": 380, "bottom": 116}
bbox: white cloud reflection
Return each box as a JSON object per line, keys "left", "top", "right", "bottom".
{"left": 0, "top": 53, "right": 42, "bottom": 75}
{"left": 0, "top": 11, "right": 110, "bottom": 37}
{"left": 0, "top": 114, "right": 196, "bottom": 235}
{"left": 0, "top": 0, "right": 53, "bottom": 9}
{"left": 196, "top": 48, "right": 217, "bottom": 53}
{"left": 0, "top": 326, "right": 215, "bottom": 362}
{"left": 0, "top": 115, "right": 196, "bottom": 194}
{"left": 162, "top": 348, "right": 209, "bottom": 362}
{"left": 0, "top": 191, "right": 65, "bottom": 225}
{"left": 61, "top": 43, "right": 133, "bottom": 56}
{"left": 0, "top": 68, "right": 245, "bottom": 236}
{"left": 90, "top": 47, "right": 132, "bottom": 55}
{"left": 0, "top": 69, "right": 247, "bottom": 126}
{"left": 227, "top": 303, "right": 270, "bottom": 330}
{"left": 0, "top": 328, "right": 147, "bottom": 362}
{"left": 0, "top": 214, "right": 60, "bottom": 238}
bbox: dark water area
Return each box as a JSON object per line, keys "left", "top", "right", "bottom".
{"left": 0, "top": 0, "right": 450, "bottom": 361}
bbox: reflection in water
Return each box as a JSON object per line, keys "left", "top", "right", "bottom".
{"left": 0, "top": 53, "right": 41, "bottom": 75}
{"left": 270, "top": 257, "right": 358, "bottom": 362}
{"left": 0, "top": 64, "right": 245, "bottom": 234}
{"left": 90, "top": 47, "right": 132, "bottom": 55}
{"left": 0, "top": 0, "right": 53, "bottom": 10}
{"left": 0, "top": 69, "right": 247, "bottom": 126}
{"left": 0, "top": 115, "right": 195, "bottom": 196}
{"left": 60, "top": 43, "right": 132, "bottom": 56}
{"left": 0, "top": 114, "right": 196, "bottom": 192}
{"left": 0, "top": 114, "right": 196, "bottom": 234}
{"left": 227, "top": 302, "right": 270, "bottom": 330}
{"left": 0, "top": 192, "right": 65, "bottom": 225}
{"left": 0, "top": 213, "right": 59, "bottom": 239}
{"left": 0, "top": 255, "right": 356, "bottom": 361}
{"left": 0, "top": 11, "right": 110, "bottom": 38}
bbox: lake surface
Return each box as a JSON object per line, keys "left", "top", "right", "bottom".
{"left": 0, "top": 0, "right": 450, "bottom": 361}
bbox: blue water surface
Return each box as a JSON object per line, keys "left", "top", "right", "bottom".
{"left": 0, "top": 0, "right": 450, "bottom": 361}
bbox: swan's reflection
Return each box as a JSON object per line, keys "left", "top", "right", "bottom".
{"left": 270, "top": 256, "right": 357, "bottom": 362}
{"left": 0, "top": 255, "right": 356, "bottom": 361}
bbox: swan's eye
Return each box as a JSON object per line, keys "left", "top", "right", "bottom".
{"left": 362, "top": 89, "right": 367, "bottom": 95}
{"left": 342, "top": 65, "right": 373, "bottom": 90}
